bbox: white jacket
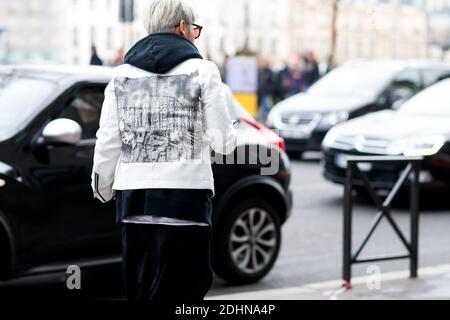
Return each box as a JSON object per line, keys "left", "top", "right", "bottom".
{"left": 91, "top": 59, "right": 237, "bottom": 203}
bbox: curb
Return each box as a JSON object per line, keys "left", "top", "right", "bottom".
{"left": 208, "top": 264, "right": 450, "bottom": 300}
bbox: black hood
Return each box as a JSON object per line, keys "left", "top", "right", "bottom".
{"left": 124, "top": 33, "right": 203, "bottom": 74}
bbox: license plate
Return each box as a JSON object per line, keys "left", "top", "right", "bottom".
{"left": 280, "top": 129, "right": 311, "bottom": 139}
{"left": 335, "top": 154, "right": 373, "bottom": 172}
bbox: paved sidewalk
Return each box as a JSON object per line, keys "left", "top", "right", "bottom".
{"left": 208, "top": 264, "right": 450, "bottom": 300}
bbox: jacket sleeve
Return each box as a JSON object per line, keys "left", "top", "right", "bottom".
{"left": 91, "top": 80, "right": 122, "bottom": 203}
{"left": 202, "top": 61, "right": 237, "bottom": 155}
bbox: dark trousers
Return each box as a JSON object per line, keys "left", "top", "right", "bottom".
{"left": 121, "top": 223, "right": 214, "bottom": 301}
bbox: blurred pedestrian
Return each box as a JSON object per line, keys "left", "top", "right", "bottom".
{"left": 302, "top": 51, "right": 320, "bottom": 90}
{"left": 90, "top": 45, "right": 103, "bottom": 66}
{"left": 258, "top": 58, "right": 275, "bottom": 117}
{"left": 91, "top": 0, "right": 237, "bottom": 302}
{"left": 284, "top": 54, "right": 303, "bottom": 97}
{"left": 273, "top": 62, "right": 289, "bottom": 103}
{"left": 220, "top": 54, "right": 229, "bottom": 83}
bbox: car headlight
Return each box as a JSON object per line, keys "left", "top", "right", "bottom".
{"left": 317, "top": 111, "right": 349, "bottom": 129}
{"left": 322, "top": 128, "right": 340, "bottom": 150}
{"left": 389, "top": 135, "right": 446, "bottom": 157}
{"left": 266, "top": 109, "right": 281, "bottom": 128}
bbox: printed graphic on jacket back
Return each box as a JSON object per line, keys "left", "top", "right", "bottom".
{"left": 114, "top": 73, "right": 203, "bottom": 164}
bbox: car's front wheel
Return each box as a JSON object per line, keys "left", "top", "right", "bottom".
{"left": 213, "top": 198, "right": 281, "bottom": 284}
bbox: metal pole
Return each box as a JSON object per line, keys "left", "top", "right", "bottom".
{"left": 410, "top": 161, "right": 420, "bottom": 278}
{"left": 287, "top": 0, "right": 294, "bottom": 56}
{"left": 243, "top": 0, "right": 250, "bottom": 51}
{"left": 343, "top": 162, "right": 353, "bottom": 286}
{"left": 342, "top": 157, "right": 422, "bottom": 285}
{"left": 329, "top": 0, "right": 339, "bottom": 67}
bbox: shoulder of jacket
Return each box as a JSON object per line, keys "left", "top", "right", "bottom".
{"left": 111, "top": 64, "right": 156, "bottom": 79}
{"left": 109, "top": 60, "right": 219, "bottom": 79}
{"left": 179, "top": 58, "right": 218, "bottom": 71}
{"left": 111, "top": 64, "right": 129, "bottom": 75}
{"left": 201, "top": 59, "right": 220, "bottom": 71}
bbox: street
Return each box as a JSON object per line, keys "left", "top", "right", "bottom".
{"left": 1, "top": 0, "right": 450, "bottom": 306}
{"left": 1, "top": 153, "right": 450, "bottom": 299}
{"left": 210, "top": 154, "right": 450, "bottom": 296}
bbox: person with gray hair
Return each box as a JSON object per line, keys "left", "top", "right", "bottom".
{"left": 91, "top": 0, "right": 237, "bottom": 301}
{"left": 143, "top": 0, "right": 197, "bottom": 35}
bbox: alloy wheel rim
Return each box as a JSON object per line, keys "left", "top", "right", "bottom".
{"left": 229, "top": 207, "right": 278, "bottom": 274}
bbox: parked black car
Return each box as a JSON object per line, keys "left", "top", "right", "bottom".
{"left": 267, "top": 60, "right": 450, "bottom": 157}
{"left": 322, "top": 78, "right": 450, "bottom": 191}
{"left": 0, "top": 65, "right": 292, "bottom": 284}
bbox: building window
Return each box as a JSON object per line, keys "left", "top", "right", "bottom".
{"left": 220, "top": 36, "right": 225, "bottom": 53}
{"left": 107, "top": 27, "right": 114, "bottom": 50}
{"left": 90, "top": 26, "right": 96, "bottom": 45}
{"left": 73, "top": 27, "right": 79, "bottom": 48}
{"left": 272, "top": 38, "right": 277, "bottom": 55}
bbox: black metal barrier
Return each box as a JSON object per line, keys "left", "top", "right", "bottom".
{"left": 342, "top": 156, "right": 423, "bottom": 288}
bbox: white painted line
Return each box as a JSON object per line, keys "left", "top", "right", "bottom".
{"left": 208, "top": 264, "right": 450, "bottom": 300}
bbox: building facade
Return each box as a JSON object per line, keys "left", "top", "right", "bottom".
{"left": 335, "top": 0, "right": 428, "bottom": 63}
{"left": 425, "top": 0, "right": 450, "bottom": 60}
{"left": 189, "top": 0, "right": 429, "bottom": 65}
{"left": 0, "top": 0, "right": 126, "bottom": 65}
{"left": 0, "top": 0, "right": 436, "bottom": 66}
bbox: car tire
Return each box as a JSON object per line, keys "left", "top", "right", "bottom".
{"left": 213, "top": 198, "right": 282, "bottom": 284}
{"left": 0, "top": 226, "right": 11, "bottom": 280}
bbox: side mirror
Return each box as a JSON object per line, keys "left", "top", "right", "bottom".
{"left": 42, "top": 119, "right": 82, "bottom": 145}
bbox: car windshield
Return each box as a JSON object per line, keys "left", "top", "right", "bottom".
{"left": 223, "top": 84, "right": 254, "bottom": 120}
{"left": 307, "top": 64, "right": 398, "bottom": 99}
{"left": 0, "top": 72, "right": 56, "bottom": 140}
{"left": 399, "top": 79, "right": 450, "bottom": 116}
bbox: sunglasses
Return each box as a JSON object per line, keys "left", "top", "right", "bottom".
{"left": 191, "top": 23, "right": 203, "bottom": 39}
{"left": 175, "top": 22, "right": 203, "bottom": 39}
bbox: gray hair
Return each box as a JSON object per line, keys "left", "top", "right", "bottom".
{"left": 143, "top": 0, "right": 197, "bottom": 35}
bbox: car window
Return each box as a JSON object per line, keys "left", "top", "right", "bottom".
{"left": 222, "top": 84, "right": 254, "bottom": 120}
{"left": 422, "top": 69, "right": 450, "bottom": 86}
{"left": 57, "top": 85, "right": 105, "bottom": 140}
{"left": 224, "top": 87, "right": 238, "bottom": 120}
{"left": 232, "top": 99, "right": 254, "bottom": 120}
{"left": 307, "top": 64, "right": 398, "bottom": 99}
{"left": 399, "top": 79, "right": 450, "bottom": 116}
{"left": 388, "top": 69, "right": 422, "bottom": 102}
{"left": 0, "top": 72, "right": 56, "bottom": 140}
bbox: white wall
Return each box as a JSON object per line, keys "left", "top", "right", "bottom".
{"left": 0, "top": 0, "right": 440, "bottom": 65}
